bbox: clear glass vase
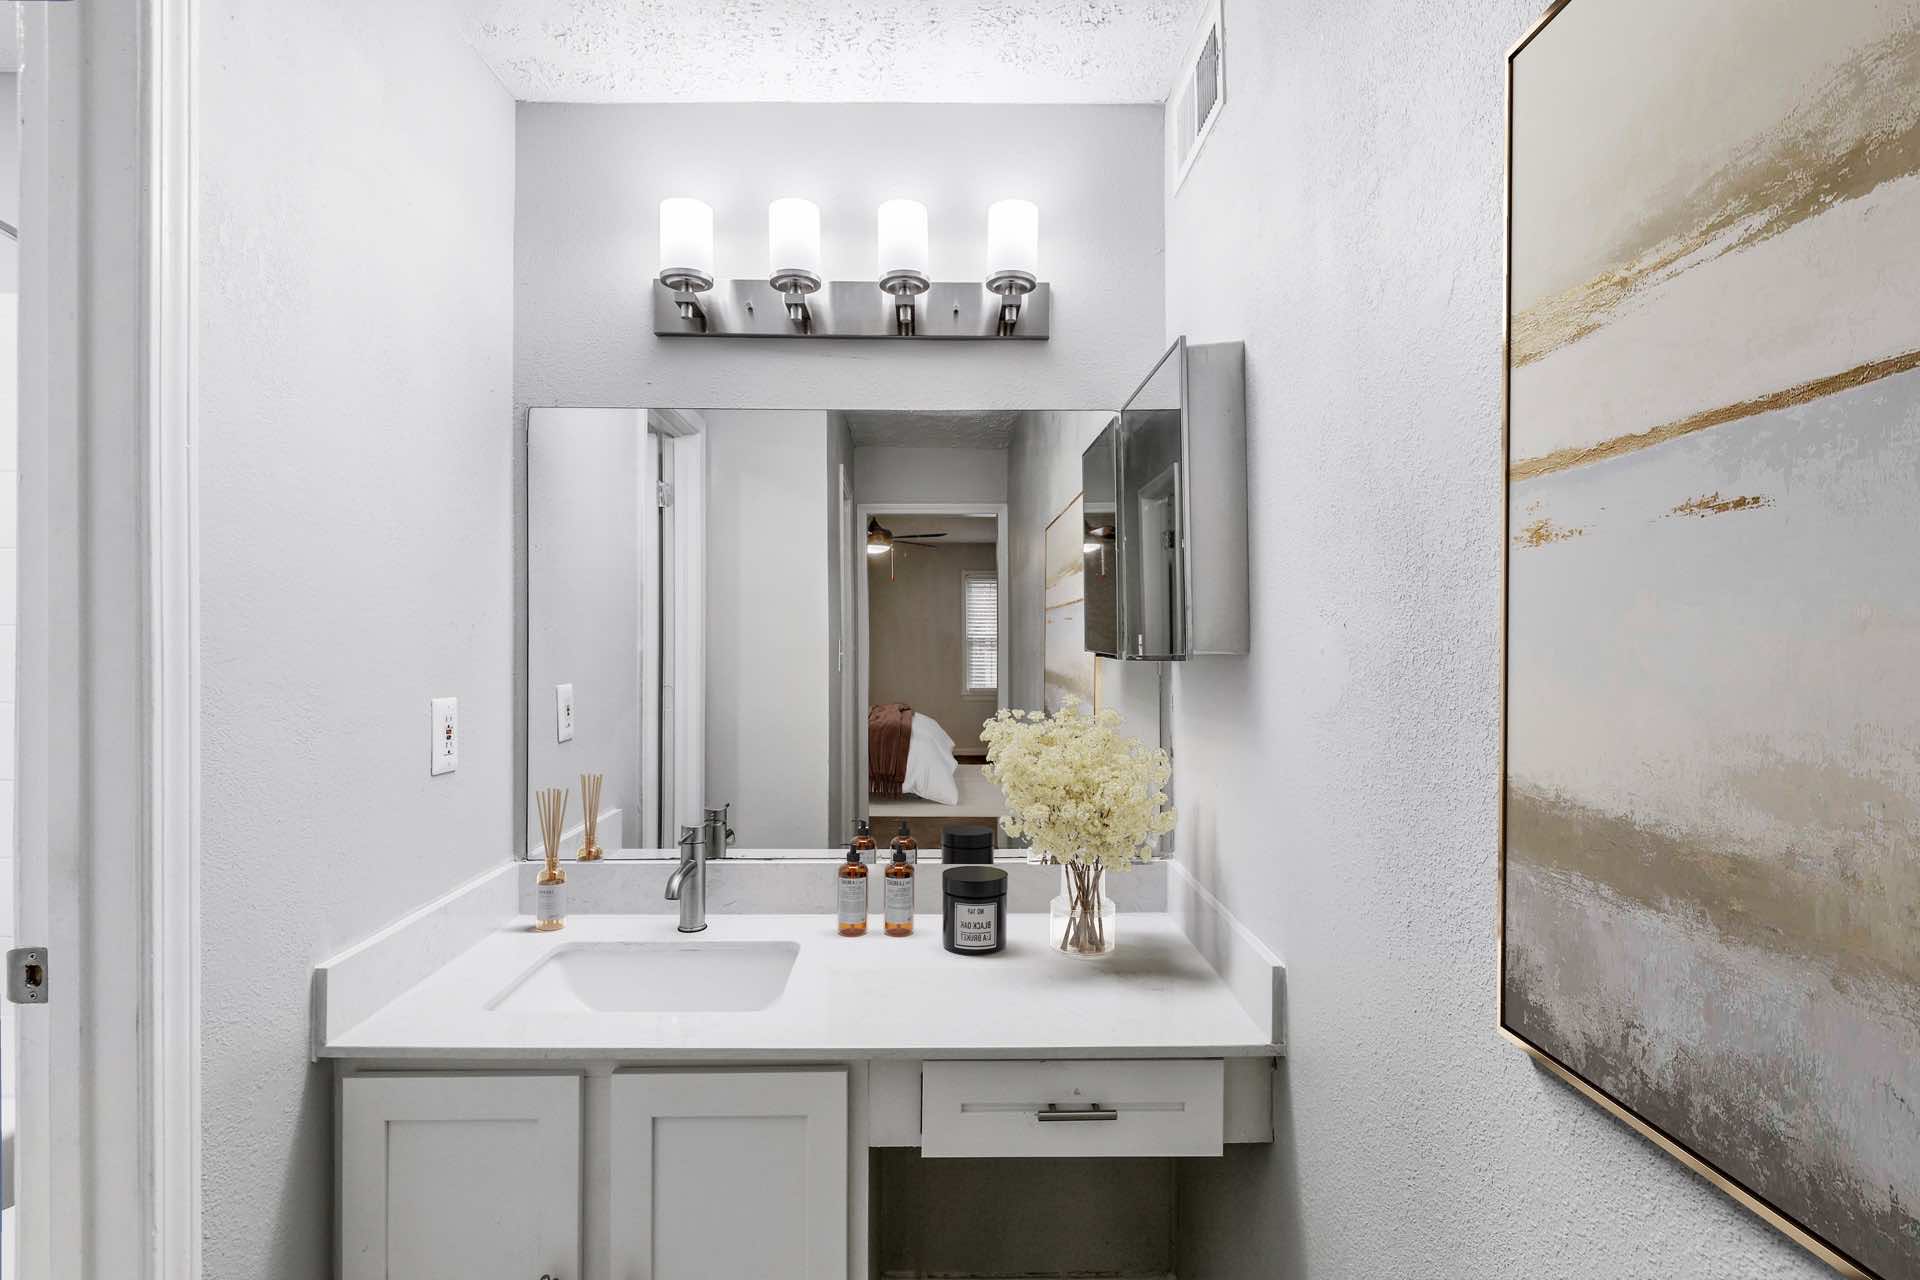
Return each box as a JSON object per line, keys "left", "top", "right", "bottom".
{"left": 1049, "top": 862, "right": 1117, "bottom": 958}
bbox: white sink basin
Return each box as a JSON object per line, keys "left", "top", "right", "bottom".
{"left": 487, "top": 940, "right": 800, "bottom": 1014}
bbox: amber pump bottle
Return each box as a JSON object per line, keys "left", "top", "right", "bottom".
{"left": 851, "top": 820, "right": 878, "bottom": 863}
{"left": 837, "top": 844, "right": 870, "bottom": 936}
{"left": 889, "top": 820, "right": 918, "bottom": 865}
{"left": 883, "top": 848, "right": 915, "bottom": 936}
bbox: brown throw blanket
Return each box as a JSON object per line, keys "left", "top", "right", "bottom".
{"left": 869, "top": 702, "right": 914, "bottom": 799}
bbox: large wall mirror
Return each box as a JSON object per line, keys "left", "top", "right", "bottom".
{"left": 525, "top": 407, "right": 1167, "bottom": 855}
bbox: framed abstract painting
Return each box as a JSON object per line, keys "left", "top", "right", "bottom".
{"left": 1501, "top": 2, "right": 1919, "bottom": 1277}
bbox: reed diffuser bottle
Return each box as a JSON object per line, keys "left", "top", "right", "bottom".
{"left": 534, "top": 786, "right": 569, "bottom": 932}
{"left": 577, "top": 772, "right": 604, "bottom": 860}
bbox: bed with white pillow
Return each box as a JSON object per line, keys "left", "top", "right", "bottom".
{"left": 896, "top": 712, "right": 960, "bottom": 805}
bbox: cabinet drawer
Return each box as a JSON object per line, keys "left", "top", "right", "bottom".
{"left": 921, "top": 1059, "right": 1223, "bottom": 1158}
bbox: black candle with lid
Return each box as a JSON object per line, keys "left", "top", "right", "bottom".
{"left": 942, "top": 865, "right": 1008, "bottom": 955}
{"left": 940, "top": 824, "right": 995, "bottom": 865}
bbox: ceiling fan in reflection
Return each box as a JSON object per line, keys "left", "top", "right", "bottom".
{"left": 867, "top": 517, "right": 947, "bottom": 581}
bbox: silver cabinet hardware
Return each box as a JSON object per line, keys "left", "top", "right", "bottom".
{"left": 7, "top": 947, "right": 48, "bottom": 1004}
{"left": 1035, "top": 1102, "right": 1118, "bottom": 1122}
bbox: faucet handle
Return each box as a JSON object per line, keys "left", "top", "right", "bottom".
{"left": 704, "top": 804, "right": 736, "bottom": 849}
{"left": 678, "top": 825, "right": 702, "bottom": 855}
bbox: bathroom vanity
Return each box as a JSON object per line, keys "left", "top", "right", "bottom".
{"left": 317, "top": 860, "right": 1283, "bottom": 1280}
{"left": 340, "top": 352, "right": 1276, "bottom": 1277}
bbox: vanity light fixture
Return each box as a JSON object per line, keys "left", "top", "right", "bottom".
{"left": 985, "top": 199, "right": 1039, "bottom": 335}
{"left": 876, "top": 199, "right": 931, "bottom": 335}
{"left": 767, "top": 197, "right": 822, "bottom": 326}
{"left": 657, "top": 197, "right": 715, "bottom": 326}
{"left": 652, "top": 198, "right": 1048, "bottom": 340}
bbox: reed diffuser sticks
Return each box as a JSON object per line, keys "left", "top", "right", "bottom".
{"left": 534, "top": 786, "right": 569, "bottom": 931}
{"left": 577, "top": 772, "right": 604, "bottom": 860}
{"left": 537, "top": 786, "right": 569, "bottom": 863}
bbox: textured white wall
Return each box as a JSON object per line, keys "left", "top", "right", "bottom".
{"left": 196, "top": 3, "right": 515, "bottom": 1276}
{"left": 1164, "top": 2, "right": 1831, "bottom": 1277}
{"left": 512, "top": 102, "right": 1165, "bottom": 414}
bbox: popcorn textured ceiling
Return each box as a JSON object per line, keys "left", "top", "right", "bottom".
{"left": 464, "top": 0, "right": 1198, "bottom": 103}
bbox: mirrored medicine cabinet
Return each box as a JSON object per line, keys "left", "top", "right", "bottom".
{"left": 1083, "top": 338, "right": 1248, "bottom": 660}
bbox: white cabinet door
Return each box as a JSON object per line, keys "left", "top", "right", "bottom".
{"left": 610, "top": 1069, "right": 847, "bottom": 1280}
{"left": 341, "top": 1073, "right": 581, "bottom": 1280}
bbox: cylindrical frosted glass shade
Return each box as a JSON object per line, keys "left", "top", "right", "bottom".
{"left": 767, "top": 197, "right": 822, "bottom": 286}
{"left": 986, "top": 199, "right": 1039, "bottom": 286}
{"left": 658, "top": 197, "right": 714, "bottom": 285}
{"left": 876, "top": 199, "right": 930, "bottom": 283}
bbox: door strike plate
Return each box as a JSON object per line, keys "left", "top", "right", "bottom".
{"left": 7, "top": 947, "right": 48, "bottom": 1004}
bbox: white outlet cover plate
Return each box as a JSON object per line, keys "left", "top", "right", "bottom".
{"left": 431, "top": 696, "right": 458, "bottom": 776}
{"left": 556, "top": 683, "right": 574, "bottom": 743}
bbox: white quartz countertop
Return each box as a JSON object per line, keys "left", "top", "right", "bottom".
{"left": 320, "top": 912, "right": 1278, "bottom": 1061}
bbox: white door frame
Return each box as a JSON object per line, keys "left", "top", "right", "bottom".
{"left": 15, "top": 1, "right": 201, "bottom": 1276}
{"left": 853, "top": 502, "right": 1008, "bottom": 820}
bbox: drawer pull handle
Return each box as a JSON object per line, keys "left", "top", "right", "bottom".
{"left": 1036, "top": 1103, "right": 1118, "bottom": 1122}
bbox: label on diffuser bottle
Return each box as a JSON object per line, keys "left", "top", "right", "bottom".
{"left": 953, "top": 901, "right": 998, "bottom": 950}
{"left": 537, "top": 880, "right": 563, "bottom": 922}
{"left": 837, "top": 876, "right": 868, "bottom": 927}
{"left": 884, "top": 876, "right": 914, "bottom": 927}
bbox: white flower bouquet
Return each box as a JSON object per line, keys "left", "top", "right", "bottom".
{"left": 981, "top": 699, "right": 1174, "bottom": 956}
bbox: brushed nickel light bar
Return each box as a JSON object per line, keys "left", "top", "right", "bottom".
{"left": 652, "top": 196, "right": 1050, "bottom": 341}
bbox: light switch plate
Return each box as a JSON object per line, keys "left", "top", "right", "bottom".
{"left": 430, "top": 697, "right": 458, "bottom": 775}
{"left": 556, "top": 683, "right": 574, "bottom": 743}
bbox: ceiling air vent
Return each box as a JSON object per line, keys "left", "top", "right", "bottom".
{"left": 1168, "top": 1, "right": 1225, "bottom": 191}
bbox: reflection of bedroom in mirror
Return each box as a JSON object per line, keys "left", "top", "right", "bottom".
{"left": 861, "top": 504, "right": 1005, "bottom": 849}
{"left": 525, "top": 406, "right": 1165, "bottom": 855}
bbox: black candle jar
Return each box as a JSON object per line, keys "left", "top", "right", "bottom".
{"left": 942, "top": 865, "right": 1008, "bottom": 955}
{"left": 940, "top": 824, "right": 995, "bottom": 865}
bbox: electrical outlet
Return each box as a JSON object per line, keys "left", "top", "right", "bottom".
{"left": 556, "top": 683, "right": 575, "bottom": 743}
{"left": 431, "top": 697, "right": 458, "bottom": 776}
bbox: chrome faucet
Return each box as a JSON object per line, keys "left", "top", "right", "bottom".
{"left": 665, "top": 804, "right": 733, "bottom": 932}
{"left": 702, "top": 805, "right": 734, "bottom": 860}
{"left": 666, "top": 824, "right": 709, "bottom": 933}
